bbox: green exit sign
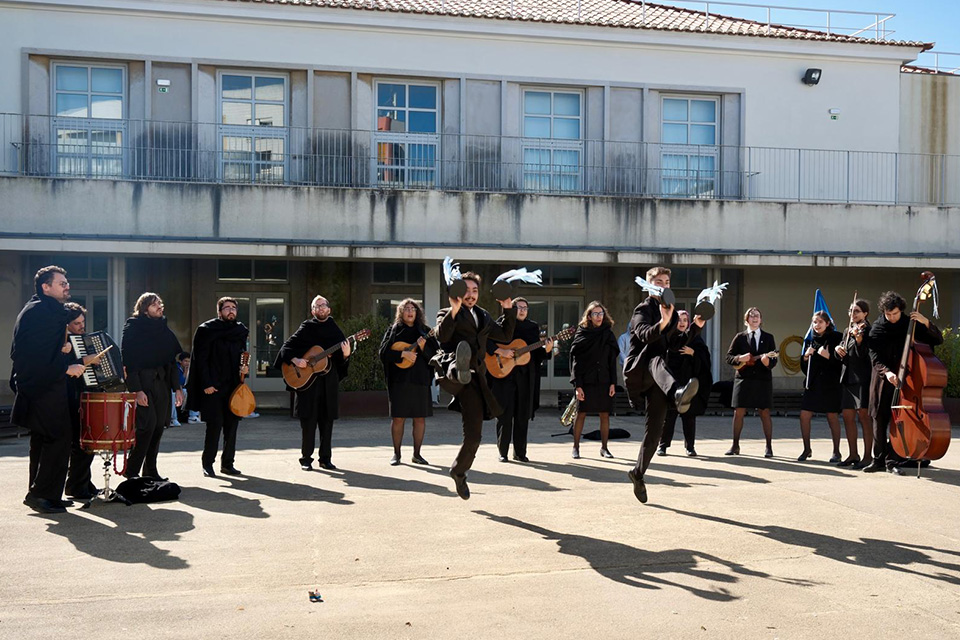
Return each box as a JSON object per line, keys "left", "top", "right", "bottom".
{"left": 158, "top": 86, "right": 168, "bottom": 93}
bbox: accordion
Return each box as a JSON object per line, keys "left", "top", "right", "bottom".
{"left": 69, "top": 331, "right": 125, "bottom": 391}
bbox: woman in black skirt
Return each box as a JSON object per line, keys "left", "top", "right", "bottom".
{"left": 657, "top": 310, "right": 712, "bottom": 457}
{"left": 725, "top": 307, "right": 778, "bottom": 457}
{"left": 834, "top": 299, "right": 873, "bottom": 468}
{"left": 379, "top": 299, "right": 438, "bottom": 466}
{"left": 798, "top": 311, "right": 843, "bottom": 462}
{"left": 570, "top": 301, "right": 619, "bottom": 459}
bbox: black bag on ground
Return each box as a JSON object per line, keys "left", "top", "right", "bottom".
{"left": 115, "top": 477, "right": 182, "bottom": 504}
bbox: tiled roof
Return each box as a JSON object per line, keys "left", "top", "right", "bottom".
{"left": 901, "top": 64, "right": 958, "bottom": 76}
{"left": 219, "top": 0, "right": 932, "bottom": 49}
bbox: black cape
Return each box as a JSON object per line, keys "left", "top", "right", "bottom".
{"left": 275, "top": 316, "right": 348, "bottom": 423}
{"left": 379, "top": 322, "right": 438, "bottom": 387}
{"left": 187, "top": 318, "right": 249, "bottom": 410}
{"left": 488, "top": 317, "right": 551, "bottom": 421}
{"left": 570, "top": 324, "right": 619, "bottom": 388}
{"left": 121, "top": 315, "right": 184, "bottom": 393}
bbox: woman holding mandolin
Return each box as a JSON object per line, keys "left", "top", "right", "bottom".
{"left": 797, "top": 311, "right": 843, "bottom": 463}
{"left": 378, "top": 299, "right": 439, "bottom": 466}
{"left": 725, "top": 307, "right": 778, "bottom": 458}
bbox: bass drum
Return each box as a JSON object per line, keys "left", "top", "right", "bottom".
{"left": 80, "top": 392, "right": 137, "bottom": 453}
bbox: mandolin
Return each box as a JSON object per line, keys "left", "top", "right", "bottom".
{"left": 390, "top": 328, "right": 436, "bottom": 370}
{"left": 281, "top": 329, "right": 371, "bottom": 390}
{"left": 486, "top": 327, "right": 575, "bottom": 379}
{"left": 732, "top": 351, "right": 778, "bottom": 371}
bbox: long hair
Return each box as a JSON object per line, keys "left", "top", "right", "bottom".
{"left": 743, "top": 307, "right": 762, "bottom": 328}
{"left": 394, "top": 298, "right": 427, "bottom": 330}
{"left": 579, "top": 300, "right": 613, "bottom": 329}
{"left": 812, "top": 310, "right": 834, "bottom": 333}
{"left": 852, "top": 298, "right": 870, "bottom": 318}
{"left": 132, "top": 292, "right": 161, "bottom": 317}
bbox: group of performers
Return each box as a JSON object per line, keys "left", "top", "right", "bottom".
{"left": 9, "top": 263, "right": 947, "bottom": 514}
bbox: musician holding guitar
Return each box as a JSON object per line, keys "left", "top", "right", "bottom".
{"left": 378, "top": 299, "right": 438, "bottom": 466}
{"left": 724, "top": 307, "right": 778, "bottom": 458}
{"left": 486, "top": 297, "right": 559, "bottom": 463}
{"left": 276, "top": 295, "right": 353, "bottom": 472}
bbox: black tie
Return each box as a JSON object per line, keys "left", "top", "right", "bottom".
{"left": 752, "top": 331, "right": 758, "bottom": 352}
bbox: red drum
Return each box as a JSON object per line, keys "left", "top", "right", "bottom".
{"left": 80, "top": 392, "right": 137, "bottom": 453}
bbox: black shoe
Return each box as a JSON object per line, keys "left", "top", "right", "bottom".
{"left": 828, "top": 453, "right": 842, "bottom": 464}
{"left": 627, "top": 469, "right": 647, "bottom": 504}
{"left": 390, "top": 454, "right": 401, "bottom": 466}
{"left": 837, "top": 456, "right": 860, "bottom": 468}
{"left": 67, "top": 491, "right": 96, "bottom": 501}
{"left": 862, "top": 460, "right": 886, "bottom": 473}
{"left": 300, "top": 462, "right": 313, "bottom": 471}
{"left": 656, "top": 445, "right": 667, "bottom": 457}
{"left": 411, "top": 453, "right": 429, "bottom": 465}
{"left": 455, "top": 341, "right": 472, "bottom": 385}
{"left": 852, "top": 458, "right": 872, "bottom": 470}
{"left": 202, "top": 465, "right": 217, "bottom": 477}
{"left": 513, "top": 454, "right": 530, "bottom": 463}
{"left": 498, "top": 455, "right": 508, "bottom": 462}
{"left": 797, "top": 450, "right": 812, "bottom": 462}
{"left": 686, "top": 448, "right": 697, "bottom": 457}
{"left": 319, "top": 462, "right": 338, "bottom": 471}
{"left": 887, "top": 464, "right": 905, "bottom": 476}
{"left": 220, "top": 466, "right": 242, "bottom": 476}
{"left": 673, "top": 379, "right": 700, "bottom": 415}
{"left": 724, "top": 445, "right": 740, "bottom": 456}
{"left": 764, "top": 447, "right": 774, "bottom": 459}
{"left": 450, "top": 469, "right": 470, "bottom": 500}
{"left": 23, "top": 494, "right": 67, "bottom": 514}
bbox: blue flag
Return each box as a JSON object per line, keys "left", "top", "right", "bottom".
{"left": 803, "top": 289, "right": 834, "bottom": 347}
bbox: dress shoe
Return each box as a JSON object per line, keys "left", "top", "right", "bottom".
{"left": 454, "top": 341, "right": 473, "bottom": 385}
{"left": 67, "top": 491, "right": 97, "bottom": 501}
{"left": 571, "top": 446, "right": 580, "bottom": 460}
{"left": 852, "top": 458, "right": 872, "bottom": 470}
{"left": 450, "top": 469, "right": 470, "bottom": 500}
{"left": 724, "top": 445, "right": 740, "bottom": 456}
{"left": 220, "top": 466, "right": 242, "bottom": 476}
{"left": 828, "top": 453, "right": 842, "bottom": 464}
{"left": 764, "top": 446, "right": 774, "bottom": 459}
{"left": 23, "top": 494, "right": 67, "bottom": 514}
{"left": 686, "top": 448, "right": 697, "bottom": 457}
{"left": 390, "top": 453, "right": 401, "bottom": 466}
{"left": 837, "top": 456, "right": 860, "bottom": 467}
{"left": 498, "top": 455, "right": 508, "bottom": 462}
{"left": 600, "top": 447, "right": 614, "bottom": 459}
{"left": 887, "top": 464, "right": 905, "bottom": 476}
{"left": 673, "top": 379, "right": 700, "bottom": 415}
{"left": 319, "top": 462, "right": 338, "bottom": 471}
{"left": 656, "top": 444, "right": 667, "bottom": 457}
{"left": 59, "top": 499, "right": 75, "bottom": 508}
{"left": 512, "top": 454, "right": 529, "bottom": 463}
{"left": 797, "top": 450, "right": 812, "bottom": 462}
{"left": 202, "top": 465, "right": 217, "bottom": 477}
{"left": 411, "top": 453, "right": 429, "bottom": 465}
{"left": 627, "top": 469, "right": 647, "bottom": 504}
{"left": 300, "top": 463, "right": 313, "bottom": 471}
{"left": 861, "top": 460, "right": 886, "bottom": 473}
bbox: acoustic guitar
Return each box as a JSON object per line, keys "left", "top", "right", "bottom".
{"left": 486, "top": 327, "right": 575, "bottom": 379}
{"left": 732, "top": 351, "right": 779, "bottom": 371}
{"left": 391, "top": 328, "right": 436, "bottom": 370}
{"left": 281, "top": 329, "right": 371, "bottom": 391}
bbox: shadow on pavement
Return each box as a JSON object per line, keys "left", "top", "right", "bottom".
{"left": 218, "top": 474, "right": 353, "bottom": 505}
{"left": 177, "top": 485, "right": 269, "bottom": 518}
{"left": 474, "top": 510, "right": 816, "bottom": 600}
{"left": 658, "top": 505, "right": 960, "bottom": 587}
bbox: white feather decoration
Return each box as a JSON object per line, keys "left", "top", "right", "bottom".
{"left": 634, "top": 276, "right": 665, "bottom": 297}
{"left": 442, "top": 256, "right": 462, "bottom": 286}
{"left": 495, "top": 267, "right": 543, "bottom": 286}
{"left": 697, "top": 281, "right": 729, "bottom": 305}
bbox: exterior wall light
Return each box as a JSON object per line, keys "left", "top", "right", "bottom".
{"left": 802, "top": 68, "right": 822, "bottom": 85}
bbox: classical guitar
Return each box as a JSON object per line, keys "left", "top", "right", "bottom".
{"left": 732, "top": 351, "right": 779, "bottom": 371}
{"left": 281, "top": 329, "right": 371, "bottom": 390}
{"left": 390, "top": 328, "right": 436, "bottom": 370}
{"left": 486, "top": 327, "right": 575, "bottom": 379}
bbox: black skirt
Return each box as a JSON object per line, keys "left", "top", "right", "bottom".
{"left": 841, "top": 380, "right": 870, "bottom": 411}
{"left": 732, "top": 378, "right": 773, "bottom": 410}
{"left": 388, "top": 382, "right": 433, "bottom": 419}
{"left": 579, "top": 382, "right": 614, "bottom": 415}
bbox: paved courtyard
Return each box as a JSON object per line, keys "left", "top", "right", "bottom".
{"left": 1, "top": 410, "right": 959, "bottom": 639}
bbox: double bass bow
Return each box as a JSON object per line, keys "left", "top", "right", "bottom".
{"left": 889, "top": 271, "right": 950, "bottom": 466}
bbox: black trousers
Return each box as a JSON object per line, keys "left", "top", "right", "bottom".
{"left": 297, "top": 386, "right": 337, "bottom": 465}
{"left": 495, "top": 379, "right": 529, "bottom": 458}
{"left": 65, "top": 412, "right": 97, "bottom": 497}
{"left": 660, "top": 409, "right": 697, "bottom": 450}
{"left": 126, "top": 373, "right": 171, "bottom": 478}
{"left": 872, "top": 403, "right": 906, "bottom": 466}
{"left": 22, "top": 386, "right": 72, "bottom": 501}
{"left": 630, "top": 356, "right": 676, "bottom": 477}
{"left": 201, "top": 391, "right": 240, "bottom": 468}
{"left": 452, "top": 381, "right": 485, "bottom": 476}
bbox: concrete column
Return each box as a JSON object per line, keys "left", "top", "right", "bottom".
{"left": 424, "top": 260, "right": 441, "bottom": 325}
{"left": 109, "top": 257, "right": 127, "bottom": 340}
{"left": 707, "top": 267, "right": 723, "bottom": 382}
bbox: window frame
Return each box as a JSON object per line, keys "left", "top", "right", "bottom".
{"left": 659, "top": 94, "right": 721, "bottom": 198}
{"left": 217, "top": 259, "right": 290, "bottom": 283}
{"left": 217, "top": 70, "right": 290, "bottom": 184}
{"left": 521, "top": 87, "right": 585, "bottom": 194}
{"left": 372, "top": 78, "right": 442, "bottom": 189}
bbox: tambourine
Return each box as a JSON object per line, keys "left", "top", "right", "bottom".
{"left": 448, "top": 279, "right": 467, "bottom": 299}
{"left": 693, "top": 299, "right": 715, "bottom": 321}
{"left": 491, "top": 280, "right": 513, "bottom": 301}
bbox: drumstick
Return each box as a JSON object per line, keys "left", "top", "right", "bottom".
{"left": 84, "top": 345, "right": 113, "bottom": 368}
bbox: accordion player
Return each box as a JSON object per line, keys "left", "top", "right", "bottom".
{"left": 68, "top": 331, "right": 126, "bottom": 391}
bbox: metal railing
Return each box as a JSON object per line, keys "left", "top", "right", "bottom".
{"left": 913, "top": 51, "right": 960, "bottom": 75}
{"left": 1, "top": 113, "right": 958, "bottom": 206}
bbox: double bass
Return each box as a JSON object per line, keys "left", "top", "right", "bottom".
{"left": 889, "top": 272, "right": 950, "bottom": 464}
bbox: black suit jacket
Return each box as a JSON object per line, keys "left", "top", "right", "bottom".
{"left": 623, "top": 296, "right": 700, "bottom": 395}
{"left": 726, "top": 330, "right": 778, "bottom": 380}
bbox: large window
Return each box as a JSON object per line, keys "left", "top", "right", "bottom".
{"left": 375, "top": 81, "right": 439, "bottom": 188}
{"left": 219, "top": 72, "right": 288, "bottom": 183}
{"left": 217, "top": 259, "right": 289, "bottom": 282}
{"left": 523, "top": 90, "right": 582, "bottom": 193}
{"left": 660, "top": 97, "right": 719, "bottom": 197}
{"left": 52, "top": 63, "right": 126, "bottom": 177}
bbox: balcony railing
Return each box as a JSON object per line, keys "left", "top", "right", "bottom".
{"left": 1, "top": 113, "right": 958, "bottom": 206}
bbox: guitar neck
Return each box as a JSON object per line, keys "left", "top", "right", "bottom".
{"left": 308, "top": 334, "right": 356, "bottom": 364}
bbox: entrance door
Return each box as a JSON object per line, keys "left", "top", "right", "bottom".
{"left": 68, "top": 290, "right": 110, "bottom": 335}
{"left": 524, "top": 296, "right": 582, "bottom": 390}
{"left": 226, "top": 294, "right": 288, "bottom": 392}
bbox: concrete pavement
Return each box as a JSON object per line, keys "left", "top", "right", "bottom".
{"left": 1, "top": 410, "right": 959, "bottom": 639}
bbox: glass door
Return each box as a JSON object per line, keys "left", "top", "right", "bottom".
{"left": 524, "top": 296, "right": 582, "bottom": 390}
{"left": 68, "top": 290, "right": 110, "bottom": 335}
{"left": 225, "top": 294, "right": 288, "bottom": 392}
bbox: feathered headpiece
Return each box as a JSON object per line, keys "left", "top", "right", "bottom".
{"left": 697, "top": 281, "right": 729, "bottom": 305}
{"left": 495, "top": 267, "right": 543, "bottom": 286}
{"left": 442, "top": 256, "right": 462, "bottom": 287}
